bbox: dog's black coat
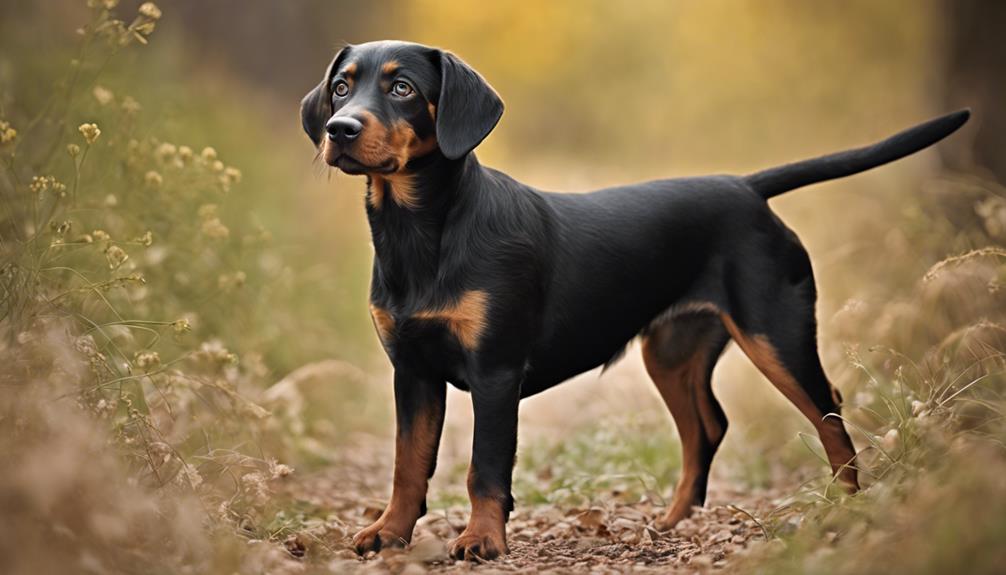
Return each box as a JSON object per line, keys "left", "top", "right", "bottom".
{"left": 301, "top": 40, "right": 969, "bottom": 560}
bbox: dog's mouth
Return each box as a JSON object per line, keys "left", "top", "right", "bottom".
{"left": 329, "top": 153, "right": 398, "bottom": 175}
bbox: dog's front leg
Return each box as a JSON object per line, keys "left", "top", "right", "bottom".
{"left": 449, "top": 369, "right": 521, "bottom": 561}
{"left": 353, "top": 370, "right": 446, "bottom": 554}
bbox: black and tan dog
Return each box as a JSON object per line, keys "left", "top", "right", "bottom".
{"left": 300, "top": 40, "right": 968, "bottom": 560}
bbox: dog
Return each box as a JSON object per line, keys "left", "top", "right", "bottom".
{"left": 300, "top": 40, "right": 969, "bottom": 560}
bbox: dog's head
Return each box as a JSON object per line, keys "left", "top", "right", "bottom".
{"left": 301, "top": 41, "right": 503, "bottom": 175}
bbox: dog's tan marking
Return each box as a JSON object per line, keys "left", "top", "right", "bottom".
{"left": 355, "top": 110, "right": 392, "bottom": 166}
{"left": 382, "top": 60, "right": 400, "bottom": 75}
{"left": 414, "top": 290, "right": 489, "bottom": 350}
{"left": 369, "top": 173, "right": 418, "bottom": 210}
{"left": 386, "top": 173, "right": 418, "bottom": 208}
{"left": 389, "top": 120, "right": 437, "bottom": 171}
{"left": 353, "top": 113, "right": 435, "bottom": 207}
{"left": 341, "top": 62, "right": 358, "bottom": 90}
{"left": 386, "top": 404, "right": 441, "bottom": 526}
{"left": 369, "top": 304, "right": 395, "bottom": 343}
{"left": 368, "top": 175, "right": 385, "bottom": 209}
{"left": 427, "top": 102, "right": 437, "bottom": 120}
{"left": 449, "top": 470, "right": 508, "bottom": 559}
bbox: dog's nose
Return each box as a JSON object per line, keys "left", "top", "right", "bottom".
{"left": 326, "top": 116, "right": 363, "bottom": 143}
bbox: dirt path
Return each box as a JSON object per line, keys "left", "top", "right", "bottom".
{"left": 276, "top": 449, "right": 789, "bottom": 574}
{"left": 257, "top": 355, "right": 806, "bottom": 573}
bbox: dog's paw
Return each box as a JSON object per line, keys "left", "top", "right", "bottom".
{"left": 653, "top": 502, "right": 696, "bottom": 532}
{"left": 652, "top": 514, "right": 680, "bottom": 533}
{"left": 352, "top": 522, "right": 407, "bottom": 556}
{"left": 448, "top": 529, "right": 507, "bottom": 561}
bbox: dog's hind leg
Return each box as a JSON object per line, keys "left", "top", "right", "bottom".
{"left": 641, "top": 311, "right": 731, "bottom": 531}
{"left": 719, "top": 247, "right": 860, "bottom": 492}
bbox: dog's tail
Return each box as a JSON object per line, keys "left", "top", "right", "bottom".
{"left": 744, "top": 109, "right": 970, "bottom": 200}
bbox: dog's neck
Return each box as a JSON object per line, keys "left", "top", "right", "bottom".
{"left": 365, "top": 152, "right": 482, "bottom": 298}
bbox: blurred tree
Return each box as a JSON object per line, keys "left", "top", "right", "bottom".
{"left": 398, "top": 0, "right": 931, "bottom": 179}
{"left": 939, "top": 0, "right": 1006, "bottom": 184}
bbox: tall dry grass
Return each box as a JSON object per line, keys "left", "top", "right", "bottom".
{"left": 0, "top": 4, "right": 331, "bottom": 573}
{"left": 736, "top": 175, "right": 1006, "bottom": 573}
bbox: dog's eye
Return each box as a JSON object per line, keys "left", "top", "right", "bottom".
{"left": 333, "top": 81, "right": 350, "bottom": 98}
{"left": 391, "top": 81, "right": 414, "bottom": 98}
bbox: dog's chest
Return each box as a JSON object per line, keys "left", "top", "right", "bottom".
{"left": 369, "top": 289, "right": 490, "bottom": 380}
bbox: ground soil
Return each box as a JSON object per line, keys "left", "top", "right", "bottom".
{"left": 274, "top": 443, "right": 794, "bottom": 574}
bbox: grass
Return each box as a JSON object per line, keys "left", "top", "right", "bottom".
{"left": 512, "top": 415, "right": 683, "bottom": 507}
{"left": 733, "top": 232, "right": 1006, "bottom": 571}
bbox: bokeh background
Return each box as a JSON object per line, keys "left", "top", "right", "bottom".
{"left": 1, "top": 1, "right": 1004, "bottom": 573}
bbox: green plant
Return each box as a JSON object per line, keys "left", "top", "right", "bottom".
{"left": 0, "top": 3, "right": 309, "bottom": 572}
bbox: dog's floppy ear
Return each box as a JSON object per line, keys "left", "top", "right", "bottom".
{"left": 300, "top": 46, "right": 350, "bottom": 147}
{"left": 435, "top": 51, "right": 504, "bottom": 160}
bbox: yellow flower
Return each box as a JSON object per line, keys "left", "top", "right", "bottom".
{"left": 178, "top": 145, "right": 193, "bottom": 162}
{"left": 92, "top": 85, "right": 114, "bottom": 106}
{"left": 78, "top": 123, "right": 101, "bottom": 144}
{"left": 200, "top": 147, "right": 217, "bottom": 162}
{"left": 211, "top": 160, "right": 224, "bottom": 172}
{"left": 199, "top": 340, "right": 237, "bottom": 365}
{"left": 105, "top": 245, "right": 129, "bottom": 269}
{"left": 138, "top": 2, "right": 162, "bottom": 20}
{"left": 121, "top": 96, "right": 141, "bottom": 114}
{"left": 137, "top": 230, "right": 153, "bottom": 246}
{"left": 219, "top": 166, "right": 243, "bottom": 192}
{"left": 144, "top": 170, "right": 163, "bottom": 187}
{"left": 171, "top": 318, "right": 191, "bottom": 334}
{"left": 218, "top": 271, "right": 247, "bottom": 291}
{"left": 133, "top": 21, "right": 156, "bottom": 38}
{"left": 29, "top": 176, "right": 47, "bottom": 194}
{"left": 29, "top": 175, "right": 65, "bottom": 196}
{"left": 53, "top": 220, "right": 72, "bottom": 236}
{"left": 155, "top": 142, "right": 177, "bottom": 161}
{"left": 269, "top": 461, "right": 295, "bottom": 479}
{"left": 134, "top": 350, "right": 161, "bottom": 371}
{"left": 0, "top": 121, "right": 16, "bottom": 144}
{"left": 92, "top": 229, "right": 111, "bottom": 242}
{"left": 224, "top": 166, "right": 242, "bottom": 184}
{"left": 201, "top": 217, "right": 230, "bottom": 239}
{"left": 197, "top": 204, "right": 218, "bottom": 219}
{"left": 67, "top": 143, "right": 81, "bottom": 157}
